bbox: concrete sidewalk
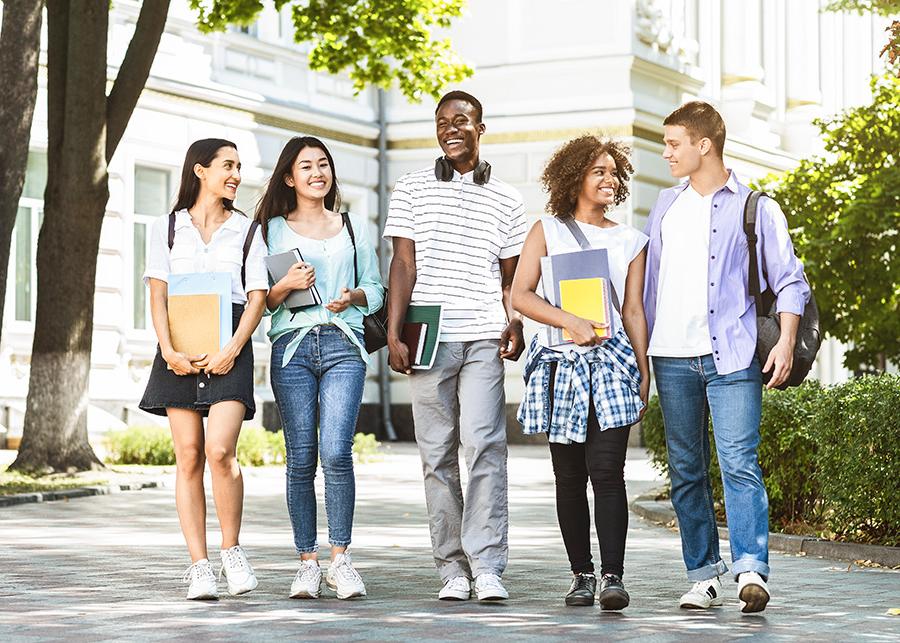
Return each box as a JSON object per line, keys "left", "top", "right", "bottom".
{"left": 1, "top": 444, "right": 898, "bottom": 641}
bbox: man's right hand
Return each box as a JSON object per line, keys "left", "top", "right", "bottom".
{"left": 388, "top": 337, "right": 413, "bottom": 375}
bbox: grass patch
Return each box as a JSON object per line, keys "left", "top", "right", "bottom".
{"left": 0, "top": 468, "right": 110, "bottom": 496}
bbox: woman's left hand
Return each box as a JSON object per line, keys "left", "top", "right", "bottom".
{"left": 638, "top": 376, "right": 650, "bottom": 420}
{"left": 325, "top": 287, "right": 354, "bottom": 313}
{"left": 194, "top": 346, "right": 238, "bottom": 376}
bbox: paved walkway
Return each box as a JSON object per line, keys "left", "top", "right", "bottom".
{"left": 1, "top": 444, "right": 898, "bottom": 641}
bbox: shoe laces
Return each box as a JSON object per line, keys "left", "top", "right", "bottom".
{"left": 297, "top": 560, "right": 320, "bottom": 582}
{"left": 182, "top": 560, "right": 214, "bottom": 584}
{"left": 220, "top": 545, "right": 253, "bottom": 580}
{"left": 477, "top": 573, "right": 503, "bottom": 590}
{"left": 445, "top": 576, "right": 470, "bottom": 592}
{"left": 332, "top": 554, "right": 363, "bottom": 585}
{"left": 573, "top": 572, "right": 595, "bottom": 590}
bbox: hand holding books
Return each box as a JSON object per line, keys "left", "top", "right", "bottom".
{"left": 562, "top": 314, "right": 610, "bottom": 347}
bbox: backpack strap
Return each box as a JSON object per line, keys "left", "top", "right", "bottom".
{"left": 560, "top": 215, "right": 621, "bottom": 313}
{"left": 241, "top": 219, "right": 260, "bottom": 292}
{"left": 743, "top": 190, "right": 767, "bottom": 312}
{"left": 168, "top": 212, "right": 176, "bottom": 250}
{"left": 341, "top": 212, "right": 360, "bottom": 288}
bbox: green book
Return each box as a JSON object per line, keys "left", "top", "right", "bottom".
{"left": 405, "top": 305, "right": 442, "bottom": 369}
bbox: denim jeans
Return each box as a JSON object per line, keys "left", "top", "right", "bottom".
{"left": 270, "top": 325, "right": 366, "bottom": 553}
{"left": 652, "top": 354, "right": 769, "bottom": 581}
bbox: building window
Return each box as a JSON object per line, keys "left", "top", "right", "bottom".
{"left": 133, "top": 165, "right": 171, "bottom": 330}
{"left": 6, "top": 151, "right": 46, "bottom": 324}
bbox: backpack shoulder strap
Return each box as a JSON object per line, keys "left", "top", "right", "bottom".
{"left": 168, "top": 212, "right": 176, "bottom": 250}
{"left": 341, "top": 212, "right": 359, "bottom": 287}
{"left": 241, "top": 219, "right": 260, "bottom": 291}
{"left": 743, "top": 190, "right": 767, "bottom": 306}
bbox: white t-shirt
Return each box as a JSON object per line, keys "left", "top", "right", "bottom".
{"left": 647, "top": 185, "right": 714, "bottom": 357}
{"left": 537, "top": 216, "right": 648, "bottom": 353}
{"left": 143, "top": 209, "right": 268, "bottom": 304}
{"left": 383, "top": 167, "right": 528, "bottom": 342}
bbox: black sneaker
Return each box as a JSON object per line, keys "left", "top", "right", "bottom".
{"left": 598, "top": 574, "right": 630, "bottom": 610}
{"left": 565, "top": 573, "right": 596, "bottom": 607}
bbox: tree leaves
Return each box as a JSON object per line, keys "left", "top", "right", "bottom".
{"left": 757, "top": 71, "right": 900, "bottom": 372}
{"left": 189, "top": 0, "right": 473, "bottom": 100}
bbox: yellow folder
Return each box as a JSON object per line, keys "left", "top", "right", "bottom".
{"left": 559, "top": 278, "right": 611, "bottom": 341}
{"left": 167, "top": 293, "right": 221, "bottom": 359}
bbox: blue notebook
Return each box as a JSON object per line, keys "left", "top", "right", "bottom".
{"left": 168, "top": 272, "right": 232, "bottom": 348}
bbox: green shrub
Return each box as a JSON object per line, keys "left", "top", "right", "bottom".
{"left": 641, "top": 375, "right": 900, "bottom": 546}
{"left": 104, "top": 426, "right": 287, "bottom": 467}
{"left": 814, "top": 375, "right": 900, "bottom": 546}
{"left": 640, "top": 395, "right": 668, "bottom": 478}
{"left": 353, "top": 432, "right": 382, "bottom": 463}
{"left": 757, "top": 380, "right": 823, "bottom": 524}
{"left": 104, "top": 426, "right": 175, "bottom": 465}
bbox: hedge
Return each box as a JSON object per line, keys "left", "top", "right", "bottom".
{"left": 641, "top": 374, "right": 900, "bottom": 547}
{"left": 105, "top": 427, "right": 381, "bottom": 467}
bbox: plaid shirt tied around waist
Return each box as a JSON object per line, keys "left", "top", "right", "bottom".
{"left": 517, "top": 329, "right": 644, "bottom": 444}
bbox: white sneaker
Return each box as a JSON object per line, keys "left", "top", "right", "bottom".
{"left": 679, "top": 576, "right": 724, "bottom": 609}
{"left": 290, "top": 559, "right": 322, "bottom": 598}
{"left": 325, "top": 553, "right": 367, "bottom": 599}
{"left": 183, "top": 559, "right": 218, "bottom": 600}
{"left": 737, "top": 572, "right": 770, "bottom": 613}
{"left": 219, "top": 545, "right": 259, "bottom": 596}
{"left": 438, "top": 576, "right": 471, "bottom": 601}
{"left": 475, "top": 573, "right": 509, "bottom": 601}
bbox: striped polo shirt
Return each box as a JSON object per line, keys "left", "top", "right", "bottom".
{"left": 383, "top": 166, "right": 528, "bottom": 342}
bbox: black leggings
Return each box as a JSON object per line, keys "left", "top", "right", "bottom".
{"left": 548, "top": 365, "right": 631, "bottom": 577}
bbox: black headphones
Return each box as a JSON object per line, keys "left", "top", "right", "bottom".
{"left": 434, "top": 157, "right": 492, "bottom": 185}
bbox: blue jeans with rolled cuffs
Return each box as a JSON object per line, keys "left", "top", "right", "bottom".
{"left": 270, "top": 324, "right": 366, "bottom": 553}
{"left": 652, "top": 354, "right": 769, "bottom": 581}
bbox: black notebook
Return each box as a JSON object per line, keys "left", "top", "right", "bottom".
{"left": 263, "top": 249, "right": 322, "bottom": 311}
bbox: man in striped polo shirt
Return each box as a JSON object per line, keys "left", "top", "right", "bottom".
{"left": 384, "top": 90, "right": 528, "bottom": 602}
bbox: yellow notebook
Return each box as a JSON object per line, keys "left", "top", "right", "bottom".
{"left": 167, "top": 293, "right": 221, "bottom": 359}
{"left": 559, "top": 278, "right": 612, "bottom": 341}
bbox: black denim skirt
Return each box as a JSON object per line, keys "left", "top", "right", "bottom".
{"left": 139, "top": 304, "right": 256, "bottom": 420}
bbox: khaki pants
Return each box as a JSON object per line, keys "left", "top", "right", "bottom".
{"left": 408, "top": 340, "right": 509, "bottom": 582}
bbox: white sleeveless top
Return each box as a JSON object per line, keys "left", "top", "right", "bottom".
{"left": 537, "top": 216, "right": 649, "bottom": 353}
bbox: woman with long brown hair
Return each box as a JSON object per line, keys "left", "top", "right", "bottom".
{"left": 256, "top": 136, "right": 384, "bottom": 600}
{"left": 140, "top": 138, "right": 268, "bottom": 600}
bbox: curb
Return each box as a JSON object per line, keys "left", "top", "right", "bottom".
{"left": 0, "top": 481, "right": 165, "bottom": 509}
{"left": 631, "top": 494, "right": 900, "bottom": 568}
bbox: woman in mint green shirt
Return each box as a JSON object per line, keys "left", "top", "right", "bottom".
{"left": 255, "top": 136, "right": 384, "bottom": 600}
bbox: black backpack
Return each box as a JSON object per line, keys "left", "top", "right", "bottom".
{"left": 743, "top": 191, "right": 821, "bottom": 389}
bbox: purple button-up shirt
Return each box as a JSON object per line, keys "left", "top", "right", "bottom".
{"left": 643, "top": 171, "right": 810, "bottom": 375}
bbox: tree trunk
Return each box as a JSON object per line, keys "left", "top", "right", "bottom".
{"left": 0, "top": 0, "right": 45, "bottom": 346}
{"left": 11, "top": 0, "right": 171, "bottom": 474}
{"left": 11, "top": 0, "right": 108, "bottom": 473}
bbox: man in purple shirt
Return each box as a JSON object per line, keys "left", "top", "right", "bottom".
{"left": 644, "top": 101, "right": 809, "bottom": 614}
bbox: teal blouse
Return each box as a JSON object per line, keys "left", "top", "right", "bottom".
{"left": 266, "top": 213, "right": 385, "bottom": 366}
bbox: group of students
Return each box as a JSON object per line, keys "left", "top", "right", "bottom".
{"left": 139, "top": 91, "right": 809, "bottom": 615}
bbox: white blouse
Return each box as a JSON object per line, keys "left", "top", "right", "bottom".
{"left": 143, "top": 209, "right": 268, "bottom": 304}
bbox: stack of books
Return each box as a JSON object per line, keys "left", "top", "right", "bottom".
{"left": 541, "top": 248, "right": 617, "bottom": 346}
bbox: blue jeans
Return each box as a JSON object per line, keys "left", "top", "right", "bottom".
{"left": 652, "top": 354, "right": 769, "bottom": 581}
{"left": 270, "top": 325, "right": 366, "bottom": 553}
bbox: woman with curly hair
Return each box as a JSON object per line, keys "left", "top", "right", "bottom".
{"left": 511, "top": 135, "right": 650, "bottom": 610}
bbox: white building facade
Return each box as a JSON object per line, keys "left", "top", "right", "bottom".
{"left": 1, "top": 0, "right": 890, "bottom": 440}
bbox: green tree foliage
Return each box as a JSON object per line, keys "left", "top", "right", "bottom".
{"left": 190, "top": 0, "right": 473, "bottom": 100}
{"left": 757, "top": 71, "right": 900, "bottom": 371}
